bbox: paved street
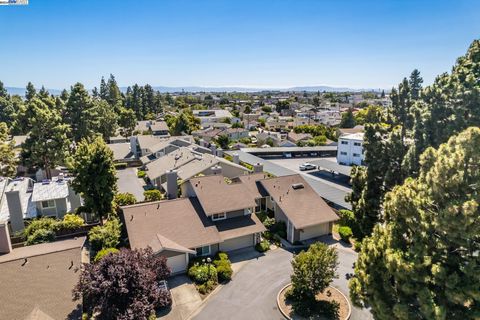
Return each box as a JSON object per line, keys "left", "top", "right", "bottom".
{"left": 192, "top": 244, "right": 372, "bottom": 320}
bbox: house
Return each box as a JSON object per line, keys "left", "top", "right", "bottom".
{"left": 192, "top": 127, "right": 249, "bottom": 142}
{"left": 107, "top": 142, "right": 137, "bottom": 164}
{"left": 337, "top": 132, "right": 364, "bottom": 165}
{"left": 193, "top": 109, "right": 233, "bottom": 125}
{"left": 145, "top": 147, "right": 250, "bottom": 190}
{"left": 287, "top": 132, "right": 312, "bottom": 144}
{"left": 122, "top": 172, "right": 265, "bottom": 274}
{"left": 130, "top": 135, "right": 194, "bottom": 160}
{"left": 260, "top": 175, "right": 339, "bottom": 242}
{"left": 337, "top": 125, "right": 364, "bottom": 137}
{"left": 256, "top": 131, "right": 282, "bottom": 147}
{"left": 135, "top": 120, "right": 170, "bottom": 137}
{"left": 0, "top": 234, "right": 85, "bottom": 320}
{"left": 0, "top": 176, "right": 82, "bottom": 233}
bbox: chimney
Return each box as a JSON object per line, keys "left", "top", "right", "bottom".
{"left": 253, "top": 162, "right": 264, "bottom": 173}
{"left": 233, "top": 153, "right": 240, "bottom": 164}
{"left": 210, "top": 144, "right": 217, "bottom": 156}
{"left": 130, "top": 136, "right": 138, "bottom": 158}
{"left": 0, "top": 223, "right": 12, "bottom": 254}
{"left": 199, "top": 139, "right": 206, "bottom": 147}
{"left": 166, "top": 170, "right": 178, "bottom": 200}
{"left": 211, "top": 165, "right": 222, "bottom": 175}
{"left": 6, "top": 188, "right": 25, "bottom": 232}
{"left": 216, "top": 148, "right": 224, "bottom": 157}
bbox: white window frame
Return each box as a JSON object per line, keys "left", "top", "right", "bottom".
{"left": 212, "top": 213, "right": 226, "bottom": 221}
{"left": 41, "top": 200, "right": 55, "bottom": 209}
{"left": 196, "top": 245, "right": 211, "bottom": 256}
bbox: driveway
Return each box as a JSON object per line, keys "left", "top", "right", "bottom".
{"left": 116, "top": 168, "right": 146, "bottom": 202}
{"left": 192, "top": 244, "right": 372, "bottom": 320}
{"left": 158, "top": 275, "right": 202, "bottom": 320}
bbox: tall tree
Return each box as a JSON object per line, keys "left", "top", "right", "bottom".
{"left": 106, "top": 74, "right": 123, "bottom": 108}
{"left": 0, "top": 122, "right": 16, "bottom": 177}
{"left": 340, "top": 108, "right": 356, "bottom": 128}
{"left": 25, "top": 82, "right": 36, "bottom": 101}
{"left": 70, "top": 136, "right": 117, "bottom": 221}
{"left": 64, "top": 82, "right": 96, "bottom": 142}
{"left": 0, "top": 81, "right": 8, "bottom": 98}
{"left": 21, "top": 98, "right": 70, "bottom": 179}
{"left": 350, "top": 127, "right": 480, "bottom": 320}
{"left": 409, "top": 68, "right": 423, "bottom": 100}
{"left": 91, "top": 99, "right": 118, "bottom": 140}
{"left": 118, "top": 107, "right": 137, "bottom": 137}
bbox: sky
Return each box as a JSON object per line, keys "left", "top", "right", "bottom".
{"left": 0, "top": 0, "right": 479, "bottom": 90}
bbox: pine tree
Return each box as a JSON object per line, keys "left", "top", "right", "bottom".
{"left": 118, "top": 107, "right": 136, "bottom": 137}
{"left": 409, "top": 68, "right": 423, "bottom": 100}
{"left": 340, "top": 108, "right": 356, "bottom": 128}
{"left": 25, "top": 82, "right": 36, "bottom": 101}
{"left": 91, "top": 99, "right": 118, "bottom": 140}
{"left": 21, "top": 98, "right": 70, "bottom": 179}
{"left": 350, "top": 127, "right": 480, "bottom": 320}
{"left": 0, "top": 122, "right": 16, "bottom": 177}
{"left": 106, "top": 74, "right": 123, "bottom": 108}
{"left": 64, "top": 83, "right": 96, "bottom": 142}
{"left": 0, "top": 81, "right": 8, "bottom": 98}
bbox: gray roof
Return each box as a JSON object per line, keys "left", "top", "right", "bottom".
{"left": 107, "top": 142, "right": 135, "bottom": 161}
{"left": 240, "top": 146, "right": 337, "bottom": 153}
{"left": 310, "top": 159, "right": 353, "bottom": 176}
{"left": 0, "top": 177, "right": 36, "bottom": 223}
{"left": 31, "top": 177, "right": 69, "bottom": 202}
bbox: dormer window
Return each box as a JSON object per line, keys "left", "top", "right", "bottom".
{"left": 212, "top": 213, "right": 226, "bottom": 221}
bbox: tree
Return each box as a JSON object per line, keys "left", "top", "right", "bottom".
{"left": 88, "top": 218, "right": 121, "bottom": 252}
{"left": 106, "top": 74, "right": 123, "bottom": 109}
{"left": 0, "top": 122, "right": 17, "bottom": 177}
{"left": 92, "top": 99, "right": 118, "bottom": 140}
{"left": 165, "top": 109, "right": 200, "bottom": 135}
{"left": 0, "top": 81, "right": 8, "bottom": 98}
{"left": 70, "top": 136, "right": 117, "bottom": 221}
{"left": 215, "top": 134, "right": 230, "bottom": 149}
{"left": 288, "top": 243, "right": 339, "bottom": 316}
{"left": 118, "top": 107, "right": 137, "bottom": 137}
{"left": 21, "top": 98, "right": 70, "bottom": 179}
{"left": 114, "top": 192, "right": 137, "bottom": 206}
{"left": 339, "top": 108, "right": 356, "bottom": 128}
{"left": 143, "top": 189, "right": 163, "bottom": 202}
{"left": 74, "top": 248, "right": 172, "bottom": 320}
{"left": 64, "top": 82, "right": 97, "bottom": 142}
{"left": 354, "top": 105, "right": 383, "bottom": 125}
{"left": 25, "top": 82, "right": 36, "bottom": 101}
{"left": 409, "top": 68, "right": 423, "bottom": 100}
{"left": 350, "top": 127, "right": 480, "bottom": 320}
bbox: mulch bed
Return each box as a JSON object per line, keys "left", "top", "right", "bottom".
{"left": 278, "top": 284, "right": 350, "bottom": 320}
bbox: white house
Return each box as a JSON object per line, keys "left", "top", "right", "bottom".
{"left": 337, "top": 132, "right": 364, "bottom": 166}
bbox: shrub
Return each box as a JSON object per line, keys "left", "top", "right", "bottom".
{"left": 271, "top": 221, "right": 287, "bottom": 239}
{"left": 88, "top": 219, "right": 122, "bottom": 252}
{"left": 255, "top": 240, "right": 270, "bottom": 252}
{"left": 114, "top": 162, "right": 128, "bottom": 169}
{"left": 114, "top": 193, "right": 137, "bottom": 206}
{"left": 337, "top": 209, "right": 354, "bottom": 226}
{"left": 59, "top": 213, "right": 84, "bottom": 230}
{"left": 214, "top": 251, "right": 229, "bottom": 261}
{"left": 256, "top": 211, "right": 267, "bottom": 223}
{"left": 216, "top": 263, "right": 233, "bottom": 282}
{"left": 25, "top": 217, "right": 58, "bottom": 237}
{"left": 26, "top": 228, "right": 55, "bottom": 245}
{"left": 338, "top": 226, "right": 353, "bottom": 242}
{"left": 94, "top": 247, "right": 119, "bottom": 262}
{"left": 144, "top": 189, "right": 163, "bottom": 202}
{"left": 197, "top": 280, "right": 216, "bottom": 295}
{"left": 353, "top": 239, "right": 362, "bottom": 252}
{"left": 188, "top": 263, "right": 218, "bottom": 284}
{"left": 137, "top": 170, "right": 146, "bottom": 178}
{"left": 263, "top": 216, "right": 275, "bottom": 229}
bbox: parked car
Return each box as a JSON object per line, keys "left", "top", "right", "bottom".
{"left": 299, "top": 163, "right": 316, "bottom": 171}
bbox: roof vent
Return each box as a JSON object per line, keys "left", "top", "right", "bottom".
{"left": 292, "top": 183, "right": 304, "bottom": 190}
{"left": 42, "top": 179, "right": 50, "bottom": 185}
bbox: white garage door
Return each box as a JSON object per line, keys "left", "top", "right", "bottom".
{"left": 219, "top": 235, "right": 253, "bottom": 252}
{"left": 167, "top": 253, "right": 187, "bottom": 274}
{"left": 299, "top": 223, "right": 330, "bottom": 241}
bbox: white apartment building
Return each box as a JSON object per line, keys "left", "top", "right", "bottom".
{"left": 337, "top": 132, "right": 364, "bottom": 166}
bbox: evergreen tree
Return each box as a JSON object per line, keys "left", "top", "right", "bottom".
{"left": 25, "top": 82, "right": 36, "bottom": 101}
{"left": 118, "top": 107, "right": 136, "bottom": 137}
{"left": 64, "top": 82, "right": 96, "bottom": 142}
{"left": 91, "top": 99, "right": 118, "bottom": 140}
{"left": 409, "top": 68, "right": 423, "bottom": 100}
{"left": 99, "top": 76, "right": 108, "bottom": 100}
{"left": 21, "top": 98, "right": 70, "bottom": 179}
{"left": 0, "top": 122, "right": 16, "bottom": 177}
{"left": 70, "top": 136, "right": 117, "bottom": 221}
{"left": 340, "top": 108, "right": 356, "bottom": 128}
{"left": 0, "top": 81, "right": 8, "bottom": 98}
{"left": 106, "top": 74, "right": 123, "bottom": 108}
{"left": 350, "top": 127, "right": 480, "bottom": 320}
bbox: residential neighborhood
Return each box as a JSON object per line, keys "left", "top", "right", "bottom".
{"left": 1, "top": 1, "right": 479, "bottom": 320}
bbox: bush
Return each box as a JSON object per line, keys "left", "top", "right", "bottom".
{"left": 114, "top": 193, "right": 137, "bottom": 206}
{"left": 212, "top": 252, "right": 232, "bottom": 282}
{"left": 114, "top": 162, "right": 128, "bottom": 169}
{"left": 263, "top": 216, "right": 275, "bottom": 229}
{"left": 338, "top": 226, "right": 353, "bottom": 242}
{"left": 197, "top": 280, "right": 216, "bottom": 295}
{"left": 188, "top": 263, "right": 218, "bottom": 284}
{"left": 94, "top": 248, "right": 119, "bottom": 262}
{"left": 88, "top": 218, "right": 122, "bottom": 252}
{"left": 137, "top": 170, "right": 146, "bottom": 178}
{"left": 59, "top": 213, "right": 84, "bottom": 230}
{"left": 271, "top": 221, "right": 287, "bottom": 239}
{"left": 26, "top": 228, "right": 55, "bottom": 245}
{"left": 256, "top": 211, "right": 267, "bottom": 223}
{"left": 337, "top": 209, "right": 354, "bottom": 226}
{"left": 143, "top": 189, "right": 163, "bottom": 202}
{"left": 214, "top": 251, "right": 229, "bottom": 261}
{"left": 25, "top": 217, "right": 58, "bottom": 237}
{"left": 255, "top": 240, "right": 270, "bottom": 252}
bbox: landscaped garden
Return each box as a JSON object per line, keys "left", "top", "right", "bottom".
{"left": 188, "top": 251, "right": 234, "bottom": 296}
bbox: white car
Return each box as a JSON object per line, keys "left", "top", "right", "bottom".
{"left": 299, "top": 163, "right": 316, "bottom": 171}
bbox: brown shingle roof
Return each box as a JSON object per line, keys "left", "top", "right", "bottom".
{"left": 122, "top": 198, "right": 222, "bottom": 250}
{"left": 188, "top": 175, "right": 257, "bottom": 216}
{"left": 216, "top": 214, "right": 266, "bottom": 241}
{"left": 0, "top": 238, "right": 84, "bottom": 320}
{"left": 232, "top": 173, "right": 269, "bottom": 199}
{"left": 259, "top": 175, "right": 339, "bottom": 229}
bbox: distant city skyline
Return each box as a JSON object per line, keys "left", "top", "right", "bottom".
{"left": 0, "top": 0, "right": 479, "bottom": 89}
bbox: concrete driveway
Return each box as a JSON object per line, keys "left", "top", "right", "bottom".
{"left": 116, "top": 168, "right": 146, "bottom": 202}
{"left": 158, "top": 275, "right": 203, "bottom": 320}
{"left": 192, "top": 244, "right": 372, "bottom": 320}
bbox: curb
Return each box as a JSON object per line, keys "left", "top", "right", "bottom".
{"left": 276, "top": 283, "right": 352, "bottom": 320}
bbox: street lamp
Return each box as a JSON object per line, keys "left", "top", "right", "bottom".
{"left": 206, "top": 257, "right": 212, "bottom": 279}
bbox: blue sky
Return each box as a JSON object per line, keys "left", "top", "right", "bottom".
{"left": 1, "top": 0, "right": 479, "bottom": 89}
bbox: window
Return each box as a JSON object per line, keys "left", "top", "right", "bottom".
{"left": 354, "top": 142, "right": 361, "bottom": 146}
{"left": 195, "top": 245, "right": 211, "bottom": 256}
{"left": 341, "top": 141, "right": 348, "bottom": 145}
{"left": 41, "top": 200, "right": 55, "bottom": 209}
{"left": 353, "top": 153, "right": 360, "bottom": 157}
{"left": 340, "top": 151, "right": 347, "bottom": 155}
{"left": 212, "top": 213, "right": 226, "bottom": 221}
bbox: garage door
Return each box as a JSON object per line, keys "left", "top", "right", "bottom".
{"left": 167, "top": 253, "right": 187, "bottom": 274}
{"left": 219, "top": 235, "right": 253, "bottom": 252}
{"left": 299, "top": 223, "right": 330, "bottom": 241}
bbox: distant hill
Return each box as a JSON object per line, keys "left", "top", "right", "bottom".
{"left": 6, "top": 85, "right": 381, "bottom": 96}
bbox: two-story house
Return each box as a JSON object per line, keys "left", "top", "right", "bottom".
{"left": 337, "top": 132, "right": 364, "bottom": 166}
